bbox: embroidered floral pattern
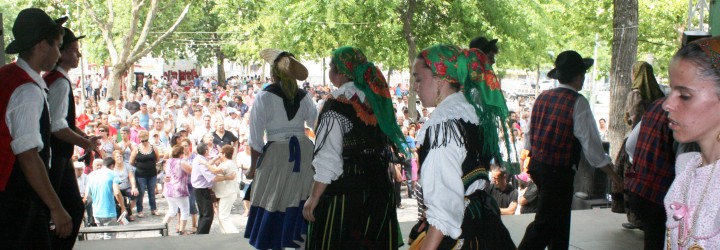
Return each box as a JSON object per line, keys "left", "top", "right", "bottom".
{"left": 331, "top": 46, "right": 407, "bottom": 154}
{"left": 419, "top": 44, "right": 510, "bottom": 165}
{"left": 696, "top": 37, "right": 720, "bottom": 70}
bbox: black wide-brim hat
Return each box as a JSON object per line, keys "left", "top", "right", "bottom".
{"left": 547, "top": 50, "right": 594, "bottom": 80}
{"left": 5, "top": 8, "right": 67, "bottom": 54}
{"left": 469, "top": 36, "right": 498, "bottom": 51}
{"left": 60, "top": 27, "right": 85, "bottom": 50}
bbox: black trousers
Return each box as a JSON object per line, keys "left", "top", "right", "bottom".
{"left": 0, "top": 166, "right": 52, "bottom": 250}
{"left": 194, "top": 188, "right": 214, "bottom": 234}
{"left": 627, "top": 192, "right": 666, "bottom": 250}
{"left": 393, "top": 181, "right": 402, "bottom": 207}
{"left": 519, "top": 161, "right": 575, "bottom": 250}
{"left": 48, "top": 156, "right": 85, "bottom": 249}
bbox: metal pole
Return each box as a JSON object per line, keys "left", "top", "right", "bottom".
{"left": 1, "top": 13, "right": 5, "bottom": 66}
{"left": 699, "top": 0, "right": 706, "bottom": 31}
{"left": 322, "top": 58, "right": 326, "bottom": 86}
{"left": 80, "top": 44, "right": 86, "bottom": 105}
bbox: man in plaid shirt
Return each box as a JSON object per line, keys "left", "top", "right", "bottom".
{"left": 518, "top": 51, "right": 623, "bottom": 250}
{"left": 624, "top": 97, "right": 683, "bottom": 249}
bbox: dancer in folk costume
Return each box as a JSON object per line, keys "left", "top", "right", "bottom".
{"left": 244, "top": 49, "right": 317, "bottom": 249}
{"left": 303, "top": 46, "right": 405, "bottom": 249}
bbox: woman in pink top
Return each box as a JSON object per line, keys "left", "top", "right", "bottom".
{"left": 162, "top": 145, "right": 193, "bottom": 235}
{"left": 129, "top": 116, "right": 145, "bottom": 144}
{"left": 662, "top": 36, "right": 720, "bottom": 249}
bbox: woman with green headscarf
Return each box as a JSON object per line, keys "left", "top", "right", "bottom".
{"left": 407, "top": 44, "right": 515, "bottom": 249}
{"left": 624, "top": 61, "right": 665, "bottom": 128}
{"left": 615, "top": 61, "right": 664, "bottom": 231}
{"left": 302, "top": 46, "right": 405, "bottom": 249}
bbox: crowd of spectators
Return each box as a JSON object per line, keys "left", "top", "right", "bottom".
{"left": 69, "top": 72, "right": 557, "bottom": 236}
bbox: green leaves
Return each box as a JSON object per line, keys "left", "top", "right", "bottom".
{"left": 0, "top": 0, "right": 688, "bottom": 81}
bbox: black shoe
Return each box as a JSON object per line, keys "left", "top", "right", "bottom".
{"left": 622, "top": 222, "right": 640, "bottom": 230}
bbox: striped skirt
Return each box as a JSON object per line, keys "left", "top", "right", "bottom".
{"left": 306, "top": 189, "right": 403, "bottom": 249}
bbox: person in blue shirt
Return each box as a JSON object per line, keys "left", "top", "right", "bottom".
{"left": 84, "top": 158, "right": 126, "bottom": 236}
{"left": 402, "top": 126, "right": 417, "bottom": 198}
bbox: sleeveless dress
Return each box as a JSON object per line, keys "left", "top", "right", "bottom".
{"left": 306, "top": 83, "right": 403, "bottom": 250}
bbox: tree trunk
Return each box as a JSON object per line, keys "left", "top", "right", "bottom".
{"left": 402, "top": 0, "right": 417, "bottom": 121}
{"left": 386, "top": 67, "right": 393, "bottom": 87}
{"left": 216, "top": 50, "right": 226, "bottom": 86}
{"left": 108, "top": 63, "right": 131, "bottom": 100}
{"left": 608, "top": 0, "right": 638, "bottom": 162}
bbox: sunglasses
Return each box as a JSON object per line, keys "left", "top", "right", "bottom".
{"left": 141, "top": 139, "right": 149, "bottom": 143}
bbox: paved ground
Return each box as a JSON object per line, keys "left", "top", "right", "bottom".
{"left": 81, "top": 189, "right": 421, "bottom": 239}
{"left": 77, "top": 191, "right": 644, "bottom": 249}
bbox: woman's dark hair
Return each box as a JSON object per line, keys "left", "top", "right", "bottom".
{"left": 170, "top": 133, "right": 181, "bottom": 147}
{"left": 673, "top": 42, "right": 720, "bottom": 96}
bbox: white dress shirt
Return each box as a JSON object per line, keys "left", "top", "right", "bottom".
{"left": 6, "top": 58, "right": 49, "bottom": 155}
{"left": 311, "top": 82, "right": 365, "bottom": 184}
{"left": 47, "top": 67, "right": 71, "bottom": 132}
{"left": 416, "top": 92, "right": 487, "bottom": 239}
{"left": 523, "top": 84, "right": 612, "bottom": 168}
{"left": 248, "top": 87, "right": 317, "bottom": 153}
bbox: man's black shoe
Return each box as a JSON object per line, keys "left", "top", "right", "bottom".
{"left": 622, "top": 222, "right": 641, "bottom": 230}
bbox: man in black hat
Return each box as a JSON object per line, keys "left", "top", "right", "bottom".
{"left": 518, "top": 50, "right": 623, "bottom": 249}
{"left": 44, "top": 26, "right": 98, "bottom": 248}
{"left": 0, "top": 8, "right": 72, "bottom": 248}
{"left": 469, "top": 36, "right": 499, "bottom": 65}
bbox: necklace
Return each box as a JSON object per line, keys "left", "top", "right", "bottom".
{"left": 674, "top": 159, "right": 719, "bottom": 250}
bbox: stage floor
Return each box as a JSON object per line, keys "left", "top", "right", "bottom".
{"left": 76, "top": 208, "right": 643, "bottom": 250}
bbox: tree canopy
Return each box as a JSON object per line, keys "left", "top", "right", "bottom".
{"left": 1, "top": 0, "right": 689, "bottom": 80}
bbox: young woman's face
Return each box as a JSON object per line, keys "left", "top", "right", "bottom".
{"left": 412, "top": 58, "right": 440, "bottom": 107}
{"left": 663, "top": 59, "right": 720, "bottom": 144}
{"left": 329, "top": 62, "right": 347, "bottom": 88}
{"left": 114, "top": 151, "right": 123, "bottom": 163}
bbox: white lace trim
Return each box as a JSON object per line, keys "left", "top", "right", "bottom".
{"left": 331, "top": 81, "right": 366, "bottom": 103}
{"left": 417, "top": 92, "right": 479, "bottom": 147}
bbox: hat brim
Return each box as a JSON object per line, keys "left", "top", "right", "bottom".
{"left": 547, "top": 58, "right": 594, "bottom": 79}
{"left": 486, "top": 39, "right": 498, "bottom": 48}
{"left": 5, "top": 40, "right": 25, "bottom": 54}
{"left": 66, "top": 35, "right": 86, "bottom": 45}
{"left": 6, "top": 16, "right": 68, "bottom": 54}
{"left": 260, "top": 48, "right": 309, "bottom": 80}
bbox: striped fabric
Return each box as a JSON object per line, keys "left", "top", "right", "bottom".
{"left": 530, "top": 88, "right": 581, "bottom": 167}
{"left": 307, "top": 99, "right": 403, "bottom": 249}
{"left": 626, "top": 98, "right": 676, "bottom": 205}
{"left": 306, "top": 189, "right": 402, "bottom": 249}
